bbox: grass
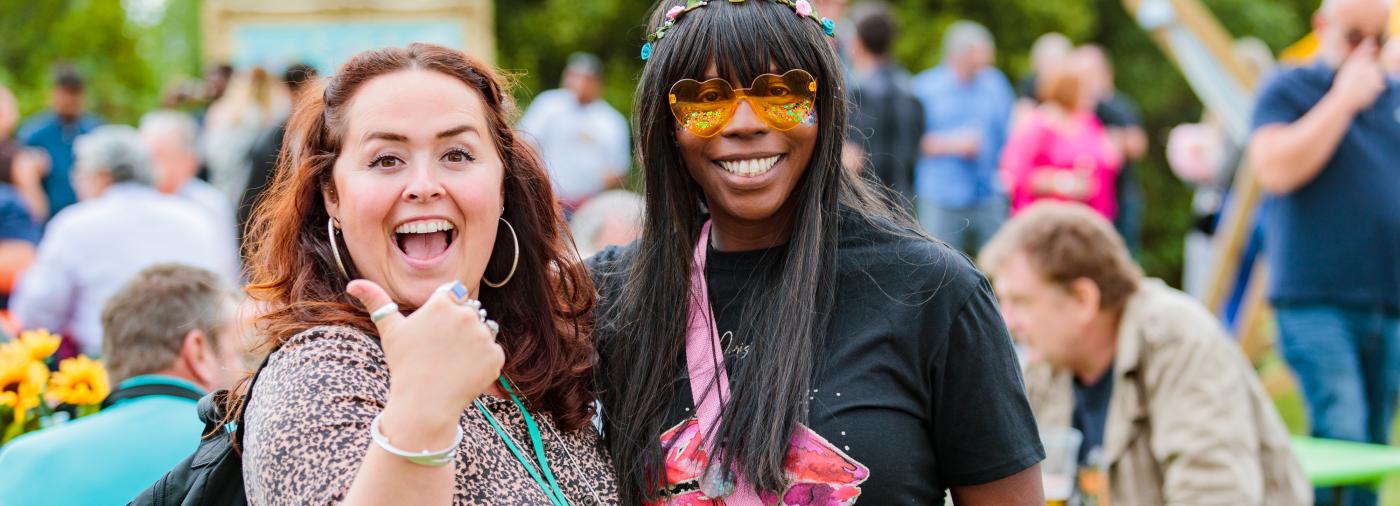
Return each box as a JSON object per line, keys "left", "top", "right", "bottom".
{"left": 1262, "top": 353, "right": 1400, "bottom": 505}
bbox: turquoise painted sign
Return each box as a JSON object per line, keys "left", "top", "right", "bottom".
{"left": 232, "top": 20, "right": 465, "bottom": 72}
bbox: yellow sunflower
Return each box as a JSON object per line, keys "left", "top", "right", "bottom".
{"left": 0, "top": 357, "right": 49, "bottom": 422}
{"left": 47, "top": 356, "right": 110, "bottom": 407}
{"left": 16, "top": 329, "right": 61, "bottom": 362}
{"left": 0, "top": 341, "right": 25, "bottom": 362}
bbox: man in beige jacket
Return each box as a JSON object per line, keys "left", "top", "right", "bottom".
{"left": 979, "top": 202, "right": 1310, "bottom": 506}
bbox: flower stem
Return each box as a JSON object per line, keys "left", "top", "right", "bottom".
{"left": 76, "top": 404, "right": 99, "bottom": 418}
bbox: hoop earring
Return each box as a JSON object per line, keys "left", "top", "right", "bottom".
{"left": 483, "top": 217, "right": 519, "bottom": 288}
{"left": 328, "top": 217, "right": 349, "bottom": 279}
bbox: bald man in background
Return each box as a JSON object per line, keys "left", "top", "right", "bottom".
{"left": 1248, "top": 1, "right": 1400, "bottom": 504}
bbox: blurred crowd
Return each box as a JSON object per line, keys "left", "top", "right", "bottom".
{"left": 844, "top": 10, "right": 1150, "bottom": 257}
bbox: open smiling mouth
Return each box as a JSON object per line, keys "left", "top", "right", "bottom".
{"left": 717, "top": 154, "right": 783, "bottom": 177}
{"left": 394, "top": 219, "right": 458, "bottom": 261}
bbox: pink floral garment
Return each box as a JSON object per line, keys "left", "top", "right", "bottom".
{"left": 648, "top": 417, "right": 870, "bottom": 506}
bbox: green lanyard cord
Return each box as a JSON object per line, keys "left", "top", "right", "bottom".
{"left": 500, "top": 375, "right": 569, "bottom": 505}
{"left": 473, "top": 400, "right": 562, "bottom": 505}
{"left": 474, "top": 375, "right": 570, "bottom": 506}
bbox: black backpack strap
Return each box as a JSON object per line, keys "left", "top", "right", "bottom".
{"left": 187, "top": 353, "right": 273, "bottom": 444}
{"left": 101, "top": 383, "right": 204, "bottom": 410}
{"left": 232, "top": 354, "right": 274, "bottom": 450}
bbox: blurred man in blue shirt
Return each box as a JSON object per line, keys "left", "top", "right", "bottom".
{"left": 0, "top": 264, "right": 245, "bottom": 504}
{"left": 911, "top": 21, "right": 1014, "bottom": 254}
{"left": 1248, "top": 1, "right": 1400, "bottom": 504}
{"left": 17, "top": 68, "right": 102, "bottom": 220}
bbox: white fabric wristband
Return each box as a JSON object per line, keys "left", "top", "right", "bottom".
{"left": 370, "top": 412, "right": 461, "bottom": 467}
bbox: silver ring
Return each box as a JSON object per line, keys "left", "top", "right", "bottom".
{"left": 370, "top": 302, "right": 399, "bottom": 323}
{"left": 485, "top": 319, "right": 500, "bottom": 338}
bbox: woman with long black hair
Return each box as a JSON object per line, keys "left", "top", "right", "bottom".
{"left": 590, "top": 1, "right": 1045, "bottom": 504}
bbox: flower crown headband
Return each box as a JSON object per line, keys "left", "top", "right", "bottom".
{"left": 642, "top": 0, "right": 836, "bottom": 60}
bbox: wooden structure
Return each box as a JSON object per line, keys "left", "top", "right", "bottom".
{"left": 1121, "top": 0, "right": 1271, "bottom": 354}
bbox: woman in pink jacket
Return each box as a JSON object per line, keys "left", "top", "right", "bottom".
{"left": 1001, "top": 63, "right": 1122, "bottom": 219}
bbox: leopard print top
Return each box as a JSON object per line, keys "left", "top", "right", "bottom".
{"left": 242, "top": 326, "right": 619, "bottom": 505}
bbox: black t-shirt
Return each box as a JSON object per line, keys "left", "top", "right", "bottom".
{"left": 1094, "top": 94, "right": 1142, "bottom": 129}
{"left": 1094, "top": 94, "right": 1143, "bottom": 183}
{"left": 1017, "top": 75, "right": 1039, "bottom": 102}
{"left": 589, "top": 214, "right": 1044, "bottom": 504}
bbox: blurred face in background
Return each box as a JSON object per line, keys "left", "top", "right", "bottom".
{"left": 1316, "top": 0, "right": 1391, "bottom": 65}
{"left": 52, "top": 86, "right": 84, "bottom": 120}
{"left": 1038, "top": 64, "right": 1093, "bottom": 113}
{"left": 143, "top": 128, "right": 200, "bottom": 194}
{"left": 564, "top": 68, "right": 603, "bottom": 104}
{"left": 1073, "top": 47, "right": 1114, "bottom": 102}
{"left": 71, "top": 164, "right": 109, "bottom": 201}
{"left": 951, "top": 43, "right": 994, "bottom": 82}
{"left": 991, "top": 251, "right": 1096, "bottom": 369}
{"left": 591, "top": 217, "right": 641, "bottom": 253}
{"left": 204, "top": 303, "right": 248, "bottom": 391}
{"left": 0, "top": 86, "right": 17, "bottom": 138}
{"left": 1030, "top": 33, "right": 1074, "bottom": 77}
{"left": 205, "top": 65, "right": 234, "bottom": 102}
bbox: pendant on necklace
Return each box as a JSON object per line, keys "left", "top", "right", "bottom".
{"left": 700, "top": 463, "right": 736, "bottom": 498}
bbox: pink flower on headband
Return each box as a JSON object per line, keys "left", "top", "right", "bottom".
{"left": 795, "top": 0, "right": 813, "bottom": 17}
{"left": 667, "top": 5, "right": 685, "bottom": 19}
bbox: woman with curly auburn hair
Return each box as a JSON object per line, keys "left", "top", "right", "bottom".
{"left": 237, "top": 43, "right": 617, "bottom": 505}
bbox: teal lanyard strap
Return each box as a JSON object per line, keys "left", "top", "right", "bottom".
{"left": 499, "top": 376, "right": 570, "bottom": 506}
{"left": 473, "top": 399, "right": 561, "bottom": 505}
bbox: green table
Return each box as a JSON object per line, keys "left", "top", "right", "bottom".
{"left": 1292, "top": 436, "right": 1400, "bottom": 487}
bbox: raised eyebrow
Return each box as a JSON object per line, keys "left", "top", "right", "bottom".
{"left": 363, "top": 131, "right": 408, "bottom": 143}
{"left": 437, "top": 125, "right": 476, "bottom": 139}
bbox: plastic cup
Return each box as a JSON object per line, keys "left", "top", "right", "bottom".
{"left": 1040, "top": 427, "right": 1083, "bottom": 504}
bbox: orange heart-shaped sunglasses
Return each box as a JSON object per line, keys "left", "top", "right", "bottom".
{"left": 668, "top": 69, "right": 818, "bottom": 138}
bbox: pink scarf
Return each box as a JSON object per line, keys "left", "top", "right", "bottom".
{"left": 685, "top": 220, "right": 764, "bottom": 504}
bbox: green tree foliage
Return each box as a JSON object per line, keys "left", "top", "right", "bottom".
{"left": 496, "top": 0, "right": 653, "bottom": 115}
{"left": 140, "top": 0, "right": 205, "bottom": 89}
{"left": 0, "top": 0, "right": 203, "bottom": 125}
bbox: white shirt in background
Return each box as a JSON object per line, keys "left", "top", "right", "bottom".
{"left": 177, "top": 178, "right": 241, "bottom": 278}
{"left": 516, "top": 89, "right": 630, "bottom": 205}
{"left": 11, "top": 183, "right": 236, "bottom": 355}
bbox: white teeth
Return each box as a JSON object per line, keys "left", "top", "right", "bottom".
{"left": 718, "top": 155, "right": 781, "bottom": 177}
{"left": 394, "top": 219, "right": 455, "bottom": 234}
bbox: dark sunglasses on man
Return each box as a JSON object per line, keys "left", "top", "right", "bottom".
{"left": 1345, "top": 29, "right": 1389, "bottom": 50}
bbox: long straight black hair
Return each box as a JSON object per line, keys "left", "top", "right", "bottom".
{"left": 597, "top": 1, "right": 908, "bottom": 501}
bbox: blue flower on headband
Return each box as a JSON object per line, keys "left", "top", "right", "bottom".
{"left": 641, "top": 42, "right": 654, "bottom": 61}
{"left": 821, "top": 17, "right": 836, "bottom": 37}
